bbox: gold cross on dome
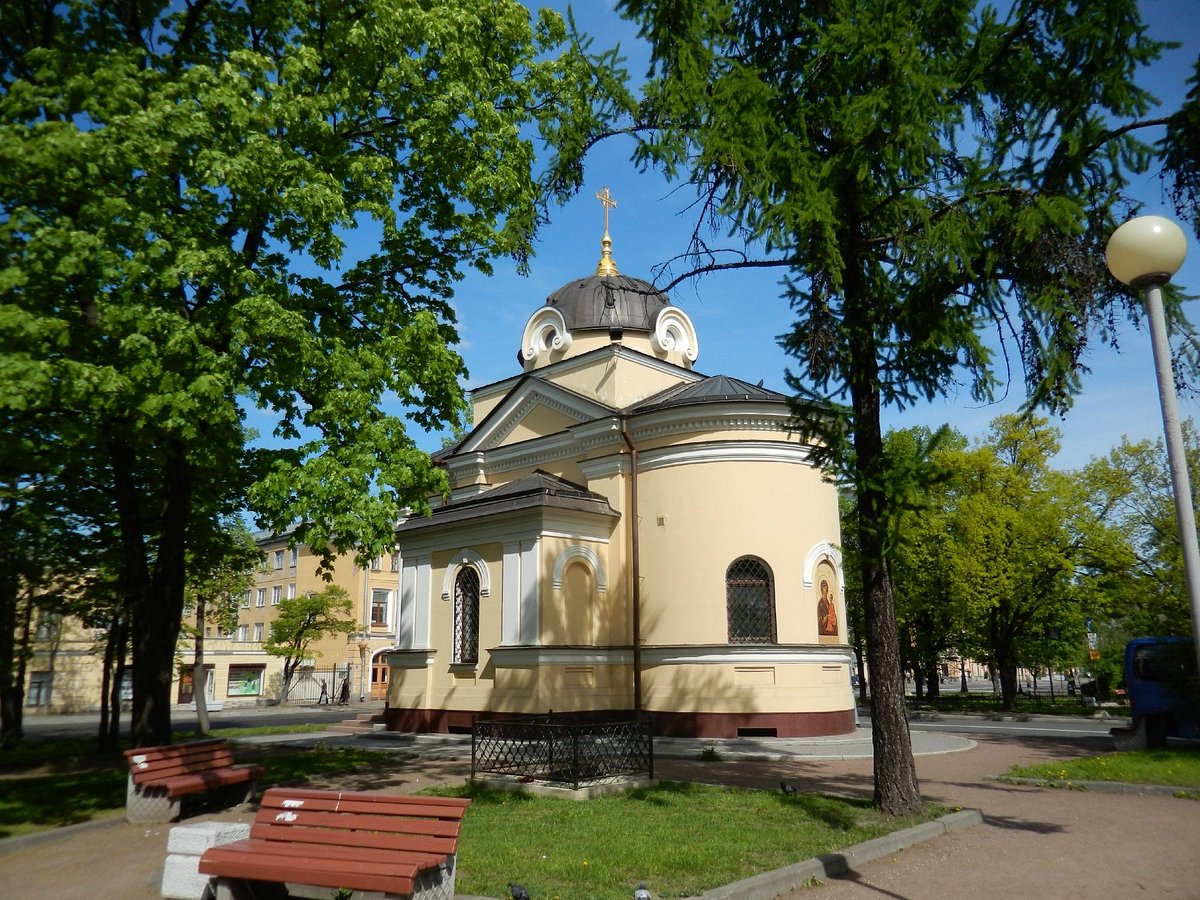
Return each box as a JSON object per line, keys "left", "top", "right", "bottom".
{"left": 596, "top": 186, "right": 617, "bottom": 233}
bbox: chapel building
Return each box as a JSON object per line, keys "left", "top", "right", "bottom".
{"left": 385, "top": 197, "right": 853, "bottom": 738}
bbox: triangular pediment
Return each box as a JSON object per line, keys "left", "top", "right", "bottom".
{"left": 456, "top": 376, "right": 616, "bottom": 455}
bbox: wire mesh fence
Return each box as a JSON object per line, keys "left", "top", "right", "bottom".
{"left": 471, "top": 718, "right": 653, "bottom": 790}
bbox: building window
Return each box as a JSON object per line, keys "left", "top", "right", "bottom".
{"left": 287, "top": 583, "right": 296, "bottom": 600}
{"left": 34, "top": 612, "right": 61, "bottom": 642}
{"left": 241, "top": 591, "right": 251, "bottom": 609}
{"left": 272, "top": 585, "right": 282, "bottom": 605}
{"left": 256, "top": 588, "right": 266, "bottom": 607}
{"left": 453, "top": 567, "right": 480, "bottom": 665}
{"left": 27, "top": 672, "right": 51, "bottom": 707}
{"left": 273, "top": 549, "right": 285, "bottom": 570}
{"left": 253, "top": 623, "right": 264, "bottom": 642}
{"left": 237, "top": 624, "right": 249, "bottom": 642}
{"left": 227, "top": 665, "right": 264, "bottom": 697}
{"left": 390, "top": 552, "right": 400, "bottom": 572}
{"left": 726, "top": 556, "right": 776, "bottom": 644}
{"left": 371, "top": 589, "right": 391, "bottom": 627}
{"left": 370, "top": 556, "right": 383, "bottom": 572}
{"left": 289, "top": 547, "right": 299, "bottom": 567}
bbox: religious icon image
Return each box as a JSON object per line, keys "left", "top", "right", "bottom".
{"left": 817, "top": 578, "right": 838, "bottom": 636}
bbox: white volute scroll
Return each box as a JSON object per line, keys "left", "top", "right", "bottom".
{"left": 652, "top": 307, "right": 699, "bottom": 363}
{"left": 520, "top": 306, "right": 573, "bottom": 363}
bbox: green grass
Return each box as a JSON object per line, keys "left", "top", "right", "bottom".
{"left": 432, "top": 781, "right": 943, "bottom": 900}
{"left": 0, "top": 741, "right": 396, "bottom": 840}
{"left": 1006, "top": 747, "right": 1200, "bottom": 791}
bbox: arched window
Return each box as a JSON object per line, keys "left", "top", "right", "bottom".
{"left": 726, "top": 557, "right": 775, "bottom": 644}
{"left": 453, "top": 567, "right": 480, "bottom": 665}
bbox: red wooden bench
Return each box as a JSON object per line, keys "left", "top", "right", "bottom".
{"left": 198, "top": 787, "right": 471, "bottom": 900}
{"left": 123, "top": 738, "right": 264, "bottom": 824}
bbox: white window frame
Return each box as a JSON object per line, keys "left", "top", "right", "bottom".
{"left": 371, "top": 588, "right": 391, "bottom": 627}
{"left": 271, "top": 585, "right": 282, "bottom": 605}
{"left": 256, "top": 588, "right": 266, "bottom": 607}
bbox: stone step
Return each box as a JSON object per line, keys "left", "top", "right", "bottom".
{"left": 327, "top": 711, "right": 384, "bottom": 734}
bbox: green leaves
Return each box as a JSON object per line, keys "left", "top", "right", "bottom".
{"left": 1, "top": 0, "right": 625, "bottom": 741}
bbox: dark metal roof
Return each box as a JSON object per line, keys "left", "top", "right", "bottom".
{"left": 396, "top": 470, "right": 618, "bottom": 533}
{"left": 628, "top": 374, "right": 788, "bottom": 413}
{"left": 543, "top": 274, "right": 670, "bottom": 332}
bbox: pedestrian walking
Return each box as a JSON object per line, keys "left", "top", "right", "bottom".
{"left": 318, "top": 680, "right": 329, "bottom": 704}
{"left": 339, "top": 678, "right": 351, "bottom": 705}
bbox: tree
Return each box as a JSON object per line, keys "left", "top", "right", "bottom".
{"left": 262, "top": 586, "right": 357, "bottom": 703}
{"left": 940, "top": 416, "right": 1085, "bottom": 709}
{"left": 180, "top": 521, "right": 259, "bottom": 735}
{"left": 616, "top": 0, "right": 1198, "bottom": 814}
{"left": 1079, "top": 431, "right": 1200, "bottom": 638}
{"left": 1, "top": 1, "right": 620, "bottom": 746}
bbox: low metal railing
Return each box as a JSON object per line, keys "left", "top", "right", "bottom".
{"left": 471, "top": 718, "right": 653, "bottom": 790}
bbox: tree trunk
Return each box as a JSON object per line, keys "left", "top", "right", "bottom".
{"left": 193, "top": 600, "right": 210, "bottom": 735}
{"left": 134, "top": 441, "right": 191, "bottom": 746}
{"left": 112, "top": 437, "right": 192, "bottom": 747}
{"left": 847, "top": 282, "right": 922, "bottom": 815}
{"left": 0, "top": 491, "right": 23, "bottom": 741}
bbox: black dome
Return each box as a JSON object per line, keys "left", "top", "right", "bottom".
{"left": 544, "top": 275, "right": 670, "bottom": 333}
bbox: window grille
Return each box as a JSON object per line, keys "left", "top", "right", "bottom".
{"left": 454, "top": 567, "right": 481, "bottom": 665}
{"left": 726, "top": 556, "right": 775, "bottom": 643}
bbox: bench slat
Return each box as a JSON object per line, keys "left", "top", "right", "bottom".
{"left": 261, "top": 793, "right": 469, "bottom": 821}
{"left": 199, "top": 845, "right": 418, "bottom": 894}
{"left": 265, "top": 787, "right": 471, "bottom": 811}
{"left": 249, "top": 822, "right": 457, "bottom": 856}
{"left": 256, "top": 807, "right": 462, "bottom": 839}
{"left": 152, "top": 765, "right": 264, "bottom": 798}
{"left": 202, "top": 838, "right": 441, "bottom": 869}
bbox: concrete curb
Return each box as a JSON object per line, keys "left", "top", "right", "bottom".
{"left": 693, "top": 808, "right": 983, "bottom": 899}
{"left": 986, "top": 775, "right": 1199, "bottom": 797}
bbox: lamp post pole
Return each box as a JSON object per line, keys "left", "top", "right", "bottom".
{"left": 1106, "top": 215, "right": 1200, "bottom": 670}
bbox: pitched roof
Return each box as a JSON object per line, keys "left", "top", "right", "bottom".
{"left": 628, "top": 374, "right": 787, "bottom": 413}
{"left": 396, "top": 470, "right": 618, "bottom": 534}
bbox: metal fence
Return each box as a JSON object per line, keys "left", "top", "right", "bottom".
{"left": 471, "top": 718, "right": 653, "bottom": 790}
{"left": 282, "top": 664, "right": 357, "bottom": 704}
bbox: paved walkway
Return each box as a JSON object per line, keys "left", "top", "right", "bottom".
{"left": 2, "top": 720, "right": 1196, "bottom": 899}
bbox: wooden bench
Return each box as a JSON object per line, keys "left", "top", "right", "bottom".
{"left": 123, "top": 738, "right": 264, "bottom": 824}
{"left": 198, "top": 787, "right": 471, "bottom": 900}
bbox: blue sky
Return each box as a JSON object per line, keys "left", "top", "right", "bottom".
{"left": 421, "top": 0, "right": 1200, "bottom": 472}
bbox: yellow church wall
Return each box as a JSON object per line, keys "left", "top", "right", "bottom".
{"left": 492, "top": 661, "right": 634, "bottom": 714}
{"left": 636, "top": 457, "right": 840, "bottom": 646}
{"left": 641, "top": 661, "right": 850, "bottom": 715}
{"left": 535, "top": 534, "right": 627, "bottom": 647}
{"left": 547, "top": 350, "right": 691, "bottom": 410}
{"left": 499, "top": 404, "right": 580, "bottom": 447}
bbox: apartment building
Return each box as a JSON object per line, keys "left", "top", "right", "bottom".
{"left": 175, "top": 530, "right": 402, "bottom": 708}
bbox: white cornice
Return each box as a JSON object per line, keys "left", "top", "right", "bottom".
{"left": 384, "top": 649, "right": 438, "bottom": 669}
{"left": 490, "top": 646, "right": 634, "bottom": 666}
{"left": 461, "top": 380, "right": 613, "bottom": 455}
{"left": 637, "top": 440, "right": 815, "bottom": 471}
{"left": 641, "top": 645, "right": 853, "bottom": 666}
{"left": 484, "top": 644, "right": 851, "bottom": 667}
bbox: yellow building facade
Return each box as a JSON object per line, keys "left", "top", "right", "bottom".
{"left": 385, "top": 231, "right": 853, "bottom": 738}
{"left": 174, "top": 533, "right": 403, "bottom": 708}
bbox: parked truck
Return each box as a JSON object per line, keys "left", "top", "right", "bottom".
{"left": 1111, "top": 636, "right": 1200, "bottom": 749}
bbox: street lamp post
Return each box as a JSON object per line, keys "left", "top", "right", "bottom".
{"left": 357, "top": 637, "right": 370, "bottom": 703}
{"left": 1105, "top": 215, "right": 1198, "bottom": 669}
